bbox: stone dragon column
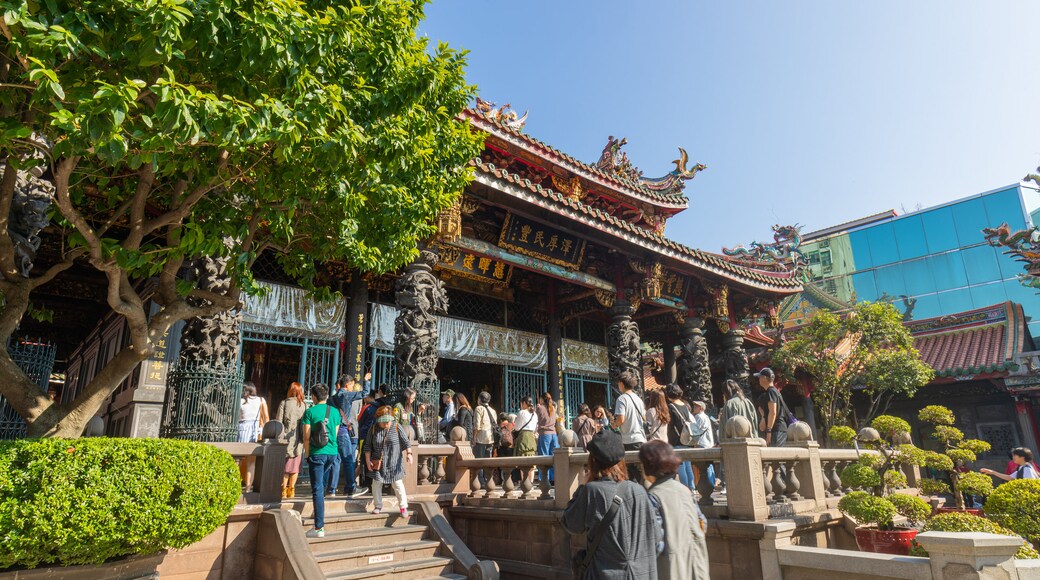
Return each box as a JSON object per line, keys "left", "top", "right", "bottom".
{"left": 723, "top": 329, "right": 751, "bottom": 397}
{"left": 677, "top": 316, "right": 714, "bottom": 413}
{"left": 606, "top": 303, "right": 642, "bottom": 393}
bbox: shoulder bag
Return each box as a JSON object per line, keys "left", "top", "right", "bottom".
{"left": 512, "top": 411, "right": 534, "bottom": 441}
{"left": 370, "top": 421, "right": 396, "bottom": 472}
{"left": 572, "top": 492, "right": 624, "bottom": 579}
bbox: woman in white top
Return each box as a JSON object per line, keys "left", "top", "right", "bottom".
{"left": 982, "top": 447, "right": 1039, "bottom": 480}
{"left": 237, "top": 382, "right": 269, "bottom": 492}
{"left": 512, "top": 397, "right": 538, "bottom": 487}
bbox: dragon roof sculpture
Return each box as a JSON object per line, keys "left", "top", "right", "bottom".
{"left": 722, "top": 224, "right": 807, "bottom": 273}
{"left": 984, "top": 222, "right": 1040, "bottom": 288}
{"left": 474, "top": 97, "right": 528, "bottom": 131}
{"left": 595, "top": 136, "right": 705, "bottom": 198}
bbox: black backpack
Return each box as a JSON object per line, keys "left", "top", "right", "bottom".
{"left": 310, "top": 404, "right": 332, "bottom": 449}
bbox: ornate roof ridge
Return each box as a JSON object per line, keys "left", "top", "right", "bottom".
{"left": 906, "top": 301, "right": 1011, "bottom": 336}
{"left": 470, "top": 159, "right": 802, "bottom": 293}
{"left": 462, "top": 108, "right": 692, "bottom": 210}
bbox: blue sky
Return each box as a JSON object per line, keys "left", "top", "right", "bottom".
{"left": 419, "top": 1, "right": 1040, "bottom": 251}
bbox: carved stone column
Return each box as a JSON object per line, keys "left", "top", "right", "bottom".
{"left": 393, "top": 250, "right": 448, "bottom": 388}
{"left": 179, "top": 253, "right": 242, "bottom": 368}
{"left": 343, "top": 274, "right": 369, "bottom": 380}
{"left": 661, "top": 335, "right": 677, "bottom": 385}
{"left": 677, "top": 317, "right": 713, "bottom": 411}
{"left": 607, "top": 303, "right": 642, "bottom": 392}
{"left": 723, "top": 329, "right": 751, "bottom": 396}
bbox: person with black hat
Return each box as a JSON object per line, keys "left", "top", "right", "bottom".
{"left": 561, "top": 429, "right": 660, "bottom": 579}
{"left": 754, "top": 367, "right": 788, "bottom": 447}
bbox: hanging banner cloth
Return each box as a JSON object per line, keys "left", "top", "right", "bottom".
{"left": 240, "top": 281, "right": 346, "bottom": 340}
{"left": 561, "top": 338, "right": 609, "bottom": 378}
{"left": 369, "top": 303, "right": 547, "bottom": 369}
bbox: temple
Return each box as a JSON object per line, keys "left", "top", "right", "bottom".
{"left": 3, "top": 99, "right": 804, "bottom": 439}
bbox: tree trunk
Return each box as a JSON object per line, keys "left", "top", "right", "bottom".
{"left": 24, "top": 347, "right": 151, "bottom": 437}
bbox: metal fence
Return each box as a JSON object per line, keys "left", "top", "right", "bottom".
{"left": 0, "top": 339, "right": 56, "bottom": 439}
{"left": 161, "top": 361, "right": 244, "bottom": 442}
{"left": 503, "top": 365, "right": 546, "bottom": 415}
{"left": 563, "top": 373, "right": 612, "bottom": 424}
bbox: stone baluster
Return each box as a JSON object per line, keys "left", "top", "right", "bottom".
{"left": 470, "top": 469, "right": 483, "bottom": 498}
{"left": 435, "top": 457, "right": 446, "bottom": 484}
{"left": 521, "top": 470, "right": 537, "bottom": 499}
{"left": 694, "top": 461, "right": 715, "bottom": 506}
{"left": 486, "top": 469, "right": 500, "bottom": 498}
{"left": 502, "top": 469, "right": 516, "bottom": 497}
{"left": 771, "top": 462, "right": 788, "bottom": 503}
{"left": 783, "top": 460, "right": 802, "bottom": 501}
{"left": 763, "top": 464, "right": 774, "bottom": 503}
{"left": 538, "top": 466, "right": 552, "bottom": 500}
{"left": 826, "top": 461, "right": 842, "bottom": 496}
{"left": 419, "top": 459, "right": 431, "bottom": 484}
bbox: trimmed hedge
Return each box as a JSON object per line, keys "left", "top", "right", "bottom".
{"left": 986, "top": 479, "right": 1040, "bottom": 546}
{"left": 909, "top": 512, "right": 1039, "bottom": 559}
{"left": 0, "top": 437, "right": 240, "bottom": 570}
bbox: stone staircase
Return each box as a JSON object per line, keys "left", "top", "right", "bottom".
{"left": 299, "top": 510, "right": 464, "bottom": 579}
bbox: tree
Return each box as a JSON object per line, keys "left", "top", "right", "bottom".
{"left": 773, "top": 301, "right": 934, "bottom": 441}
{"left": 0, "top": 0, "right": 483, "bottom": 437}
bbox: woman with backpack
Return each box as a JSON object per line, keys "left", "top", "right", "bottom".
{"left": 572, "top": 403, "right": 598, "bottom": 450}
{"left": 664, "top": 384, "right": 696, "bottom": 491}
{"left": 364, "top": 406, "right": 413, "bottom": 518}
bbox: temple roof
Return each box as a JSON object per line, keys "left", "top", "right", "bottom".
{"left": 909, "top": 302, "right": 1031, "bottom": 378}
{"left": 463, "top": 108, "right": 692, "bottom": 211}
{"left": 471, "top": 159, "right": 803, "bottom": 294}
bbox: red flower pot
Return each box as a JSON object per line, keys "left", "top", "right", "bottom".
{"left": 854, "top": 527, "right": 918, "bottom": 555}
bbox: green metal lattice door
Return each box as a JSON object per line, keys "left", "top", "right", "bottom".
{"left": 563, "top": 373, "right": 611, "bottom": 424}
{"left": 369, "top": 348, "right": 397, "bottom": 390}
{"left": 503, "top": 366, "right": 546, "bottom": 415}
{"left": 0, "top": 339, "right": 56, "bottom": 439}
{"left": 241, "top": 331, "right": 339, "bottom": 396}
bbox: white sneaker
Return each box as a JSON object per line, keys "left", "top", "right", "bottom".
{"left": 306, "top": 528, "right": 325, "bottom": 538}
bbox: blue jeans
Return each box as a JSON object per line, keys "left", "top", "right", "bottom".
{"left": 678, "top": 460, "right": 695, "bottom": 491}
{"left": 308, "top": 454, "right": 336, "bottom": 530}
{"left": 338, "top": 429, "right": 358, "bottom": 494}
{"left": 537, "top": 433, "right": 558, "bottom": 481}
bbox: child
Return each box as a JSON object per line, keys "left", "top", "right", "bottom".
{"left": 364, "top": 406, "right": 414, "bottom": 517}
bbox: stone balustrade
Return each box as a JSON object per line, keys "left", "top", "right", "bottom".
{"left": 434, "top": 424, "right": 900, "bottom": 523}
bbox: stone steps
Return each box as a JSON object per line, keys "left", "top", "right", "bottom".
{"left": 324, "top": 556, "right": 457, "bottom": 580}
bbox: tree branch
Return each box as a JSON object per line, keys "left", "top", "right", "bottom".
{"left": 0, "top": 157, "right": 21, "bottom": 280}
{"left": 28, "top": 247, "right": 85, "bottom": 289}
{"left": 125, "top": 165, "right": 155, "bottom": 250}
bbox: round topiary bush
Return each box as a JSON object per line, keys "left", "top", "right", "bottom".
{"left": 0, "top": 437, "right": 240, "bottom": 570}
{"left": 887, "top": 494, "right": 932, "bottom": 526}
{"left": 985, "top": 479, "right": 1040, "bottom": 546}
{"left": 909, "top": 512, "right": 1039, "bottom": 559}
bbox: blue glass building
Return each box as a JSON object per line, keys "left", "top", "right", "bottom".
{"left": 782, "top": 183, "right": 1040, "bottom": 337}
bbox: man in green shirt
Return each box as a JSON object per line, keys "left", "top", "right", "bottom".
{"left": 301, "top": 383, "right": 342, "bottom": 538}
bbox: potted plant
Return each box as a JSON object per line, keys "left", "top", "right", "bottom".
{"left": 916, "top": 405, "right": 992, "bottom": 514}
{"left": 832, "top": 417, "right": 932, "bottom": 555}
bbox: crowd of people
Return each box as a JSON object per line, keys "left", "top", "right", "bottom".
{"left": 235, "top": 364, "right": 790, "bottom": 562}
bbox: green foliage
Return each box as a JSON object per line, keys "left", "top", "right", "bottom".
{"left": 0, "top": 0, "right": 484, "bottom": 432}
{"left": 773, "top": 302, "right": 933, "bottom": 436}
{"left": 871, "top": 415, "right": 912, "bottom": 440}
{"left": 885, "top": 469, "right": 908, "bottom": 490}
{"left": 842, "top": 462, "right": 882, "bottom": 490}
{"left": 956, "top": 471, "right": 995, "bottom": 498}
{"left": 838, "top": 491, "right": 898, "bottom": 529}
{"left": 0, "top": 438, "right": 239, "bottom": 569}
{"left": 919, "top": 478, "right": 951, "bottom": 496}
{"left": 916, "top": 405, "right": 993, "bottom": 509}
{"left": 887, "top": 493, "right": 932, "bottom": 525}
{"left": 909, "top": 513, "right": 1039, "bottom": 559}
{"left": 985, "top": 479, "right": 1040, "bottom": 546}
{"left": 859, "top": 451, "right": 886, "bottom": 470}
{"left": 829, "top": 425, "right": 858, "bottom": 447}
{"left": 918, "top": 405, "right": 955, "bottom": 426}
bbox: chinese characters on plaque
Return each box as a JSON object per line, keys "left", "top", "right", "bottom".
{"left": 142, "top": 332, "right": 172, "bottom": 389}
{"left": 498, "top": 213, "right": 586, "bottom": 270}
{"left": 437, "top": 245, "right": 513, "bottom": 286}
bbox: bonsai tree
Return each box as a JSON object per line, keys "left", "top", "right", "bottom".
{"left": 773, "top": 302, "right": 934, "bottom": 444}
{"left": 916, "top": 405, "right": 993, "bottom": 510}
{"left": 835, "top": 415, "right": 932, "bottom": 530}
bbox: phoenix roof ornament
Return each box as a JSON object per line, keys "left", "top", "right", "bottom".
{"left": 474, "top": 97, "right": 528, "bottom": 131}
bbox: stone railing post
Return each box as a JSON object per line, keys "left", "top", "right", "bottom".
{"left": 447, "top": 441, "right": 474, "bottom": 495}
{"left": 721, "top": 436, "right": 769, "bottom": 521}
{"left": 554, "top": 447, "right": 583, "bottom": 510}
{"left": 916, "top": 532, "right": 1022, "bottom": 579}
{"left": 903, "top": 462, "right": 922, "bottom": 489}
{"left": 790, "top": 440, "right": 825, "bottom": 509}
{"left": 256, "top": 420, "right": 287, "bottom": 504}
{"left": 759, "top": 521, "right": 796, "bottom": 580}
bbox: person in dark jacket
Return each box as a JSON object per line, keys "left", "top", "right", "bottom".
{"left": 453, "top": 392, "right": 474, "bottom": 442}
{"left": 562, "top": 429, "right": 660, "bottom": 579}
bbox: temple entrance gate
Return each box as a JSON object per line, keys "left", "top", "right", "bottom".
{"left": 503, "top": 366, "right": 546, "bottom": 416}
